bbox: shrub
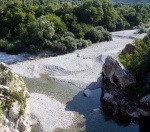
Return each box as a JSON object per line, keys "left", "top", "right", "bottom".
{"left": 84, "top": 28, "right": 104, "bottom": 43}
{"left": 0, "top": 39, "right": 8, "bottom": 52}
{"left": 28, "top": 45, "right": 43, "bottom": 54}
{"left": 102, "top": 31, "right": 112, "bottom": 41}
{"left": 95, "top": 26, "right": 105, "bottom": 31}
{"left": 138, "top": 27, "right": 148, "bottom": 34}
{"left": 63, "top": 36, "right": 77, "bottom": 52}
{"left": 53, "top": 42, "right": 67, "bottom": 53}
{"left": 63, "top": 32, "right": 75, "bottom": 38}
{"left": 87, "top": 39, "right": 92, "bottom": 46}
{"left": 6, "top": 43, "right": 16, "bottom": 54}
{"left": 6, "top": 41, "right": 27, "bottom": 54}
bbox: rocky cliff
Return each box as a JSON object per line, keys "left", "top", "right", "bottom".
{"left": 0, "top": 62, "right": 31, "bottom": 132}
{"left": 101, "top": 56, "right": 150, "bottom": 118}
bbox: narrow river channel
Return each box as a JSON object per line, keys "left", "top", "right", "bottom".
{"left": 23, "top": 75, "right": 143, "bottom": 132}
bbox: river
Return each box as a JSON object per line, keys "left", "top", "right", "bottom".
{"left": 23, "top": 75, "right": 141, "bottom": 132}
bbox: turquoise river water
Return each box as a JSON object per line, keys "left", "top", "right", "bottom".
{"left": 23, "top": 75, "right": 148, "bottom": 132}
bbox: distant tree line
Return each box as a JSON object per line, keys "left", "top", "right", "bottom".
{"left": 0, "top": 0, "right": 150, "bottom": 54}
{"left": 112, "top": 0, "right": 150, "bottom": 4}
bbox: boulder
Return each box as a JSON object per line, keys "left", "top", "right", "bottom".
{"left": 121, "top": 44, "right": 135, "bottom": 55}
{"left": 83, "top": 89, "right": 92, "bottom": 97}
{"left": 102, "top": 56, "right": 136, "bottom": 89}
{"left": 101, "top": 56, "right": 136, "bottom": 116}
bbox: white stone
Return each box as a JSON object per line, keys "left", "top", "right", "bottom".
{"left": 9, "top": 101, "right": 20, "bottom": 119}
{"left": 83, "top": 89, "right": 92, "bottom": 97}
{"left": 93, "top": 108, "right": 100, "bottom": 112}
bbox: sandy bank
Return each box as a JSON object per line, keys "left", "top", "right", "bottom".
{"left": 30, "top": 93, "right": 74, "bottom": 132}
{"left": 0, "top": 29, "right": 146, "bottom": 132}
{"left": 9, "top": 30, "right": 146, "bottom": 89}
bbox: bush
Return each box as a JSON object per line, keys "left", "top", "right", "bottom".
{"left": 84, "top": 28, "right": 104, "bottom": 43}
{"left": 53, "top": 41, "right": 67, "bottom": 53}
{"left": 138, "top": 27, "right": 148, "bottom": 34}
{"left": 63, "top": 32, "right": 75, "bottom": 38}
{"left": 87, "top": 39, "right": 92, "bottom": 46}
{"left": 76, "top": 39, "right": 88, "bottom": 48}
{"left": 28, "top": 45, "right": 43, "bottom": 54}
{"left": 95, "top": 26, "right": 105, "bottom": 31}
{"left": 6, "top": 41, "right": 27, "bottom": 54}
{"left": 63, "top": 36, "right": 77, "bottom": 52}
{"left": 0, "top": 39, "right": 8, "bottom": 52}
{"left": 6, "top": 43, "right": 15, "bottom": 54}
{"left": 102, "top": 31, "right": 112, "bottom": 41}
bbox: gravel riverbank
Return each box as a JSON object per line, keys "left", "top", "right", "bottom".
{"left": 0, "top": 30, "right": 146, "bottom": 131}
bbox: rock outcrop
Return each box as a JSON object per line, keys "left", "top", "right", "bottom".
{"left": 121, "top": 44, "right": 135, "bottom": 55}
{"left": 0, "top": 62, "right": 31, "bottom": 132}
{"left": 101, "top": 56, "right": 150, "bottom": 118}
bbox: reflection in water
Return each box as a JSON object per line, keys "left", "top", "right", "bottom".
{"left": 23, "top": 75, "right": 149, "bottom": 132}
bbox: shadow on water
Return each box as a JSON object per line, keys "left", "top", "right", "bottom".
{"left": 65, "top": 76, "right": 140, "bottom": 132}
{"left": 24, "top": 74, "right": 150, "bottom": 132}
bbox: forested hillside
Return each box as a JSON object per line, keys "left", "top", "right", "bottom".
{"left": 0, "top": 0, "right": 150, "bottom": 54}
{"left": 112, "top": 0, "right": 150, "bottom": 3}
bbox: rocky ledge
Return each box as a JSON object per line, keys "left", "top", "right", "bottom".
{"left": 0, "top": 62, "right": 31, "bottom": 132}
{"left": 101, "top": 56, "right": 150, "bottom": 118}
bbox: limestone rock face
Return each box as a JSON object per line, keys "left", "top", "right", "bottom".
{"left": 101, "top": 56, "right": 137, "bottom": 117}
{"left": 121, "top": 44, "right": 135, "bottom": 55}
{"left": 0, "top": 62, "right": 31, "bottom": 132}
{"left": 102, "top": 56, "right": 136, "bottom": 89}
{"left": 101, "top": 56, "right": 150, "bottom": 118}
{"left": 9, "top": 101, "right": 20, "bottom": 119}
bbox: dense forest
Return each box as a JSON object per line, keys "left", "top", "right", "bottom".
{"left": 112, "top": 0, "right": 150, "bottom": 3}
{"left": 0, "top": 0, "right": 150, "bottom": 54}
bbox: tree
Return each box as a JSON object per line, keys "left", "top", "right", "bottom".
{"left": 74, "top": 0, "right": 103, "bottom": 25}
{"left": 100, "top": 0, "right": 117, "bottom": 31}
{"left": 45, "top": 13, "right": 67, "bottom": 38}
{"left": 29, "top": 15, "right": 55, "bottom": 48}
{"left": 84, "top": 28, "right": 104, "bottom": 43}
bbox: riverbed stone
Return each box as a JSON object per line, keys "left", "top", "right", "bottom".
{"left": 83, "top": 89, "right": 92, "bottom": 97}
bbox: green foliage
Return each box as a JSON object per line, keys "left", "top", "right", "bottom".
{"left": 138, "top": 27, "right": 148, "bottom": 33}
{"left": 29, "top": 15, "right": 55, "bottom": 49}
{"left": 0, "top": 39, "right": 8, "bottom": 51}
{"left": 119, "top": 31, "right": 150, "bottom": 99}
{"left": 45, "top": 13, "right": 67, "bottom": 36}
{"left": 63, "top": 36, "right": 77, "bottom": 52}
{"left": 0, "top": 106, "right": 3, "bottom": 122}
{"left": 84, "top": 28, "right": 104, "bottom": 43}
{"left": 100, "top": 0, "right": 117, "bottom": 31}
{"left": 6, "top": 41, "right": 27, "bottom": 54}
{"left": 0, "top": 0, "right": 149, "bottom": 54}
{"left": 119, "top": 38, "right": 144, "bottom": 74}
{"left": 29, "top": 15, "right": 55, "bottom": 41}
{"left": 102, "top": 30, "right": 112, "bottom": 41}
{"left": 12, "top": 90, "right": 26, "bottom": 115}
{"left": 74, "top": 0, "right": 103, "bottom": 24}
